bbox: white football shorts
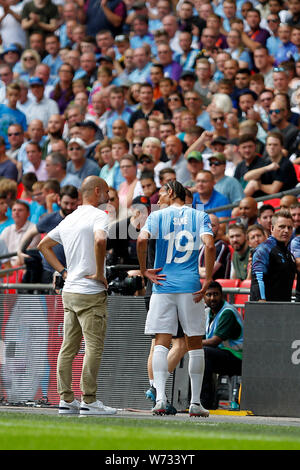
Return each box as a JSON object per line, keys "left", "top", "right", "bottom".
{"left": 144, "top": 292, "right": 206, "bottom": 337}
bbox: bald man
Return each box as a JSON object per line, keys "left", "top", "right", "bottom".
{"left": 237, "top": 196, "right": 258, "bottom": 227}
{"left": 38, "top": 176, "right": 117, "bottom": 416}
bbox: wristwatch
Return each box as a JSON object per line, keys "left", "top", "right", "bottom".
{"left": 60, "top": 268, "right": 67, "bottom": 276}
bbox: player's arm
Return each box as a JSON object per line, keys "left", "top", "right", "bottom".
{"left": 38, "top": 235, "right": 66, "bottom": 279}
{"left": 86, "top": 228, "right": 108, "bottom": 288}
{"left": 137, "top": 230, "right": 166, "bottom": 285}
{"left": 17, "top": 225, "right": 39, "bottom": 262}
{"left": 193, "top": 233, "right": 216, "bottom": 303}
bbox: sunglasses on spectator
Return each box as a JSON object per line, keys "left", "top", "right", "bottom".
{"left": 269, "top": 109, "right": 283, "bottom": 114}
{"left": 8, "top": 132, "right": 21, "bottom": 136}
{"left": 212, "top": 116, "right": 224, "bottom": 122}
{"left": 140, "top": 158, "right": 152, "bottom": 164}
{"left": 24, "top": 57, "right": 35, "bottom": 61}
{"left": 133, "top": 142, "right": 142, "bottom": 147}
{"left": 209, "top": 161, "right": 224, "bottom": 166}
{"left": 273, "top": 67, "right": 285, "bottom": 72}
{"left": 168, "top": 97, "right": 180, "bottom": 101}
{"left": 267, "top": 18, "right": 279, "bottom": 23}
{"left": 69, "top": 146, "right": 81, "bottom": 151}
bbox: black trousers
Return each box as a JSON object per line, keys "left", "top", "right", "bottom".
{"left": 200, "top": 346, "right": 242, "bottom": 409}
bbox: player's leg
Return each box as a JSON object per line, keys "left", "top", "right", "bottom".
{"left": 185, "top": 335, "right": 208, "bottom": 417}
{"left": 178, "top": 293, "right": 209, "bottom": 417}
{"left": 152, "top": 332, "right": 172, "bottom": 413}
{"left": 145, "top": 293, "right": 178, "bottom": 414}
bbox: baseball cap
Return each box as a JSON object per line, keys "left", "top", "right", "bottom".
{"left": 98, "top": 55, "right": 113, "bottom": 64}
{"left": 139, "top": 153, "right": 154, "bottom": 162}
{"left": 29, "top": 77, "right": 44, "bottom": 87}
{"left": 187, "top": 151, "right": 203, "bottom": 162}
{"left": 76, "top": 120, "right": 99, "bottom": 132}
{"left": 180, "top": 70, "right": 196, "bottom": 80}
{"left": 115, "top": 35, "right": 129, "bottom": 42}
{"left": 131, "top": 195, "right": 151, "bottom": 208}
{"left": 1, "top": 44, "right": 21, "bottom": 57}
{"left": 68, "top": 137, "right": 86, "bottom": 149}
{"left": 211, "top": 136, "right": 228, "bottom": 146}
{"left": 208, "top": 152, "right": 226, "bottom": 163}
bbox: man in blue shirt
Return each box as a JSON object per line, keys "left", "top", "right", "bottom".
{"left": 192, "top": 170, "right": 232, "bottom": 219}
{"left": 130, "top": 15, "right": 155, "bottom": 49}
{"left": 137, "top": 180, "right": 216, "bottom": 417}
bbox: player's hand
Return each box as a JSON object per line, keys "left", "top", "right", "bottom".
{"left": 193, "top": 278, "right": 212, "bottom": 303}
{"left": 85, "top": 273, "right": 108, "bottom": 289}
{"left": 142, "top": 268, "right": 166, "bottom": 285}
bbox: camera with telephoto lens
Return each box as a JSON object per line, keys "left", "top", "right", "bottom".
{"left": 106, "top": 265, "right": 143, "bottom": 295}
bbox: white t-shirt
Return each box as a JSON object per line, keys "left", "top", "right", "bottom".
{"left": 0, "top": 3, "right": 27, "bottom": 48}
{"left": 48, "top": 204, "right": 109, "bottom": 294}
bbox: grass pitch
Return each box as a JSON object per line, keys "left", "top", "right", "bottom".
{"left": 0, "top": 412, "right": 300, "bottom": 450}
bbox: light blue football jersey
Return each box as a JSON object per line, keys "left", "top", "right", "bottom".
{"left": 142, "top": 205, "right": 213, "bottom": 293}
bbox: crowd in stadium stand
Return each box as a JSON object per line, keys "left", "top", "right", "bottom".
{"left": 0, "top": 0, "right": 300, "bottom": 293}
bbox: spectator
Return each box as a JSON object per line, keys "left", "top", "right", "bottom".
{"left": 18, "top": 185, "right": 79, "bottom": 283}
{"left": 0, "top": 83, "right": 27, "bottom": 149}
{"left": 106, "top": 86, "right": 133, "bottom": 138}
{"left": 243, "top": 131, "right": 298, "bottom": 197}
{"left": 24, "top": 141, "right": 48, "bottom": 181}
{"left": 236, "top": 196, "right": 258, "bottom": 228}
{"left": 45, "top": 152, "right": 81, "bottom": 189}
{"left": 6, "top": 124, "right": 24, "bottom": 162}
{"left": 164, "top": 135, "right": 190, "bottom": 184}
{"left": 86, "top": 0, "right": 127, "bottom": 37}
{"left": 208, "top": 152, "right": 244, "bottom": 204}
{"left": 184, "top": 90, "right": 213, "bottom": 131}
{"left": 192, "top": 170, "right": 231, "bottom": 219}
{"left": 139, "top": 170, "right": 159, "bottom": 205}
{"left": 21, "top": 0, "right": 59, "bottom": 38}
{"left": 0, "top": 193, "right": 13, "bottom": 234}
{"left": 98, "top": 139, "right": 119, "bottom": 188}
{"left": 250, "top": 209, "right": 297, "bottom": 301}
{"left": 290, "top": 202, "right": 300, "bottom": 233}
{"left": 201, "top": 281, "right": 243, "bottom": 410}
{"left": 246, "top": 224, "right": 267, "bottom": 279}
{"left": 129, "top": 83, "right": 162, "bottom": 131}
{"left": 118, "top": 154, "right": 138, "bottom": 210}
{"left": 17, "top": 118, "right": 46, "bottom": 174}
{"left": 26, "top": 77, "right": 59, "bottom": 128}
{"left": 77, "top": 120, "right": 104, "bottom": 161}
{"left": 49, "top": 63, "right": 75, "bottom": 115}
{"left": 0, "top": 136, "right": 18, "bottom": 182}
{"left": 0, "top": 199, "right": 41, "bottom": 268}
{"left": 257, "top": 204, "right": 275, "bottom": 237}
{"left": 66, "top": 137, "right": 100, "bottom": 184}
{"left": 183, "top": 151, "right": 204, "bottom": 190}
{"left": 228, "top": 223, "right": 251, "bottom": 281}
{"left": 199, "top": 214, "right": 231, "bottom": 280}
{"left": 128, "top": 46, "right": 153, "bottom": 83}
{"left": 234, "top": 134, "right": 268, "bottom": 192}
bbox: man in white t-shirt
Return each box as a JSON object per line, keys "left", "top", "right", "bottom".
{"left": 38, "top": 175, "right": 117, "bottom": 416}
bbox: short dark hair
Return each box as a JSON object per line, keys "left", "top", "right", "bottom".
{"left": 206, "top": 281, "right": 223, "bottom": 294}
{"left": 258, "top": 204, "right": 275, "bottom": 217}
{"left": 13, "top": 199, "right": 30, "bottom": 212}
{"left": 60, "top": 185, "right": 79, "bottom": 199}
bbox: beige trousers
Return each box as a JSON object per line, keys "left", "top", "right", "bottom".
{"left": 57, "top": 291, "right": 107, "bottom": 404}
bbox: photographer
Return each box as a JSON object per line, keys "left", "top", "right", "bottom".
{"left": 18, "top": 185, "right": 79, "bottom": 284}
{"left": 107, "top": 195, "right": 151, "bottom": 266}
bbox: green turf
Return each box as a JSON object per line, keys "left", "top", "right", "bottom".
{"left": 0, "top": 412, "right": 300, "bottom": 450}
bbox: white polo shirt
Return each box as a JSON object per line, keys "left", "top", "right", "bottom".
{"left": 48, "top": 204, "right": 109, "bottom": 294}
